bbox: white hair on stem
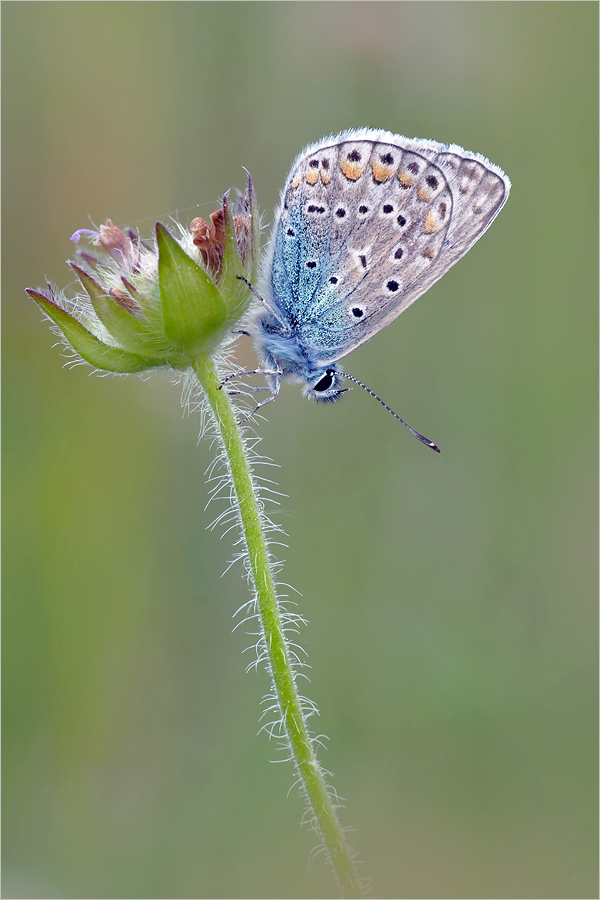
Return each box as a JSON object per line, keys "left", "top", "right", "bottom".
{"left": 180, "top": 346, "right": 368, "bottom": 882}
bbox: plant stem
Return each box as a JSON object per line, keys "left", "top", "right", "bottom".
{"left": 193, "top": 356, "right": 363, "bottom": 899}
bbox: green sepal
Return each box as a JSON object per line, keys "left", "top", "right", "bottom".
{"left": 70, "top": 264, "right": 167, "bottom": 358}
{"left": 156, "top": 223, "right": 227, "bottom": 354}
{"left": 246, "top": 173, "right": 261, "bottom": 286}
{"left": 218, "top": 195, "right": 251, "bottom": 322}
{"left": 26, "top": 289, "right": 165, "bottom": 373}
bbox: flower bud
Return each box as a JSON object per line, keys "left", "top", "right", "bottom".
{"left": 26, "top": 175, "right": 259, "bottom": 373}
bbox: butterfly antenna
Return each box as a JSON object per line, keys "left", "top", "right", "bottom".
{"left": 236, "top": 276, "right": 291, "bottom": 333}
{"left": 338, "top": 371, "right": 441, "bottom": 453}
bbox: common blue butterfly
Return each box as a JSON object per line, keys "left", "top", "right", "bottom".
{"left": 225, "top": 128, "right": 510, "bottom": 450}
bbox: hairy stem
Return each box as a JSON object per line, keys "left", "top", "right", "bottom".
{"left": 193, "top": 356, "right": 362, "bottom": 899}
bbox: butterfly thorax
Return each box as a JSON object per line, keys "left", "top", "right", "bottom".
{"left": 251, "top": 309, "right": 345, "bottom": 402}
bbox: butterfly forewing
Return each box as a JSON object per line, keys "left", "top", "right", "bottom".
{"left": 268, "top": 129, "right": 509, "bottom": 364}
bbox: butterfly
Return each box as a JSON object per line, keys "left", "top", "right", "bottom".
{"left": 226, "top": 128, "right": 510, "bottom": 451}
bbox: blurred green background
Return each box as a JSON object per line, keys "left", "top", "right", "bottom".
{"left": 3, "top": 3, "right": 597, "bottom": 898}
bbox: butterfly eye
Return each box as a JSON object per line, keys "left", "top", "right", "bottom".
{"left": 313, "top": 371, "right": 334, "bottom": 392}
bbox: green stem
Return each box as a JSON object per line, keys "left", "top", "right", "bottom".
{"left": 193, "top": 356, "right": 362, "bottom": 899}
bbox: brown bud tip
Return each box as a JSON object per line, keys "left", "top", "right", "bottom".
{"left": 98, "top": 219, "right": 129, "bottom": 253}
{"left": 233, "top": 215, "right": 251, "bottom": 262}
{"left": 109, "top": 287, "right": 143, "bottom": 316}
{"left": 97, "top": 220, "right": 140, "bottom": 269}
{"left": 191, "top": 212, "right": 224, "bottom": 278}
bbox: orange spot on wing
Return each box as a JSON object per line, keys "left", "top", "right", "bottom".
{"left": 290, "top": 174, "right": 301, "bottom": 190}
{"left": 305, "top": 170, "right": 319, "bottom": 185}
{"left": 422, "top": 246, "right": 436, "bottom": 260}
{"left": 423, "top": 210, "right": 439, "bottom": 234}
{"left": 417, "top": 186, "right": 432, "bottom": 202}
{"left": 397, "top": 169, "right": 414, "bottom": 187}
{"left": 320, "top": 172, "right": 331, "bottom": 185}
{"left": 371, "top": 161, "right": 394, "bottom": 183}
{"left": 339, "top": 159, "right": 364, "bottom": 180}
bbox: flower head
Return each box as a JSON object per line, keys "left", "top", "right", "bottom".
{"left": 26, "top": 175, "right": 259, "bottom": 373}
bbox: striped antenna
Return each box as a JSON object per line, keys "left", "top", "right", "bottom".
{"left": 338, "top": 371, "right": 441, "bottom": 453}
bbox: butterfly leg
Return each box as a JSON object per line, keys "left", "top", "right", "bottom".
{"left": 218, "top": 368, "right": 282, "bottom": 390}
{"left": 227, "top": 386, "right": 271, "bottom": 396}
{"left": 237, "top": 375, "right": 282, "bottom": 423}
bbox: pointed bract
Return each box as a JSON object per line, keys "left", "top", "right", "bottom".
{"left": 69, "top": 264, "right": 166, "bottom": 357}
{"left": 157, "top": 222, "right": 227, "bottom": 355}
{"left": 245, "top": 173, "right": 261, "bottom": 287}
{"left": 26, "top": 289, "right": 166, "bottom": 373}
{"left": 218, "top": 195, "right": 249, "bottom": 320}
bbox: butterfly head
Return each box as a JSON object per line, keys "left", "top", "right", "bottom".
{"left": 303, "top": 366, "right": 347, "bottom": 403}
